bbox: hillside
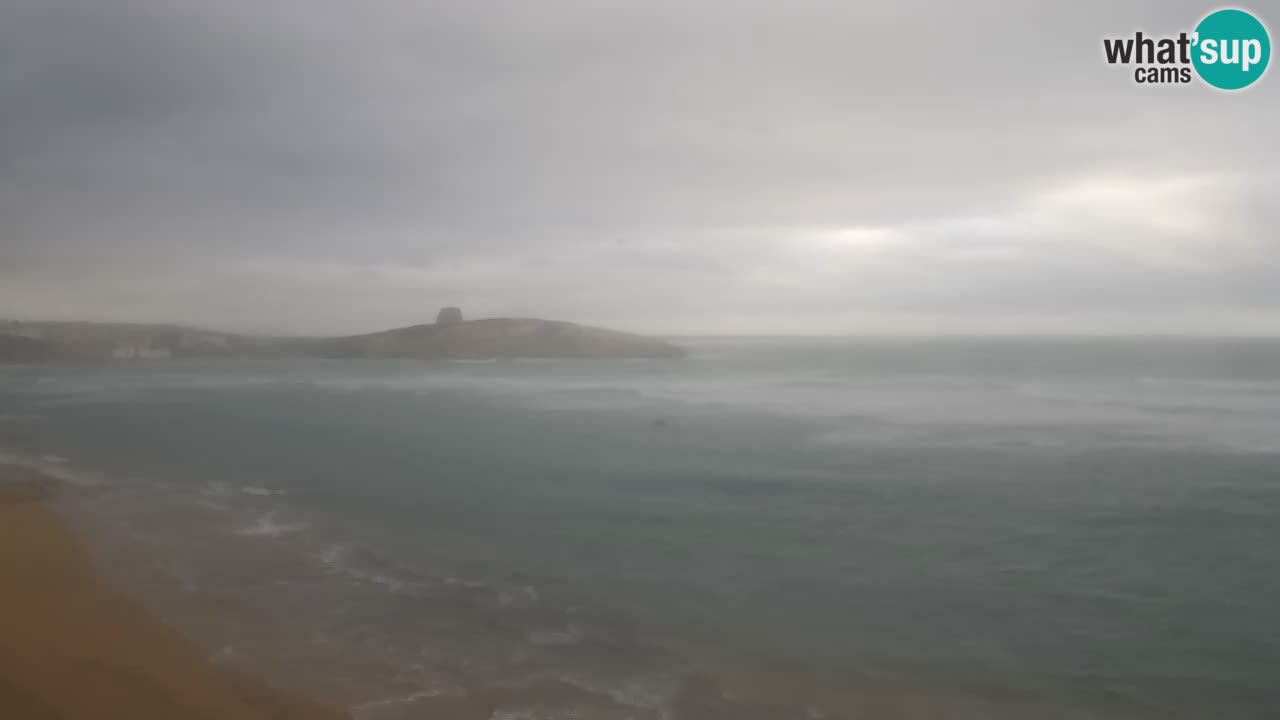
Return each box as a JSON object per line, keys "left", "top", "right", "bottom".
{"left": 0, "top": 312, "right": 685, "bottom": 362}
{"left": 305, "top": 318, "right": 682, "bottom": 359}
{"left": 0, "top": 334, "right": 68, "bottom": 362}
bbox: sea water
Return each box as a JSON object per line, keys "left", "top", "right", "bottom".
{"left": 2, "top": 338, "right": 1278, "bottom": 719}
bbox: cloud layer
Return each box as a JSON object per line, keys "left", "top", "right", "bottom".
{"left": 2, "top": 0, "right": 1277, "bottom": 334}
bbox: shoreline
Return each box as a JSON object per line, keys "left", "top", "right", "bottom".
{"left": 0, "top": 463, "right": 633, "bottom": 719}
{"left": 0, "top": 469, "right": 348, "bottom": 720}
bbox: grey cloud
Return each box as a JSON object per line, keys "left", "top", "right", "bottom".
{"left": 1, "top": 0, "right": 1277, "bottom": 334}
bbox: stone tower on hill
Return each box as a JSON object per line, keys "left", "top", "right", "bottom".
{"left": 436, "top": 307, "right": 463, "bottom": 326}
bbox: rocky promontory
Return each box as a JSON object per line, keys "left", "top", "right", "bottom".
{"left": 0, "top": 311, "right": 685, "bottom": 362}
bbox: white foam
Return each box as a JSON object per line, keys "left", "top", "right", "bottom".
{"left": 317, "top": 544, "right": 416, "bottom": 593}
{"left": 443, "top": 575, "right": 489, "bottom": 590}
{"left": 0, "top": 449, "right": 101, "bottom": 487}
{"left": 201, "top": 482, "right": 232, "bottom": 497}
{"left": 526, "top": 625, "right": 583, "bottom": 647}
{"left": 318, "top": 543, "right": 350, "bottom": 566}
{"left": 352, "top": 689, "right": 445, "bottom": 719}
{"left": 240, "top": 485, "right": 286, "bottom": 497}
{"left": 558, "top": 672, "right": 679, "bottom": 716}
{"left": 234, "top": 512, "right": 307, "bottom": 538}
{"left": 496, "top": 584, "right": 539, "bottom": 607}
{"left": 488, "top": 711, "right": 543, "bottom": 720}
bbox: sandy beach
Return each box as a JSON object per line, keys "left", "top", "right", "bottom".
{"left": 0, "top": 470, "right": 347, "bottom": 720}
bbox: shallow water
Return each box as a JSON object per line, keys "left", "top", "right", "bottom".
{"left": 3, "top": 338, "right": 1279, "bottom": 718}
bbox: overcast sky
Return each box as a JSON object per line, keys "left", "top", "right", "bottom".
{"left": 1, "top": 0, "right": 1276, "bottom": 335}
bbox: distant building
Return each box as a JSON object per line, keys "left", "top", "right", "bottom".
{"left": 436, "top": 307, "right": 464, "bottom": 326}
{"left": 111, "top": 340, "right": 172, "bottom": 360}
{"left": 3, "top": 321, "right": 43, "bottom": 340}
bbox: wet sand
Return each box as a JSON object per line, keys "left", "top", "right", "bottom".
{"left": 0, "top": 471, "right": 347, "bottom": 720}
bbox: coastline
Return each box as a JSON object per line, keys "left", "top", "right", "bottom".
{"left": 0, "top": 470, "right": 347, "bottom": 720}
{"left": 0, "top": 463, "right": 626, "bottom": 720}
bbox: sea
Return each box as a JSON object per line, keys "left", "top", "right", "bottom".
{"left": 2, "top": 337, "right": 1278, "bottom": 719}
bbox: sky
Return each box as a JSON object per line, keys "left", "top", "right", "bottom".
{"left": 1, "top": 0, "right": 1277, "bottom": 336}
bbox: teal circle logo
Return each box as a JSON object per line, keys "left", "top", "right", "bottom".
{"left": 1192, "top": 9, "right": 1270, "bottom": 90}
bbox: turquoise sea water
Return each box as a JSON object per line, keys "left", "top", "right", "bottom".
{"left": 2, "top": 338, "right": 1279, "bottom": 719}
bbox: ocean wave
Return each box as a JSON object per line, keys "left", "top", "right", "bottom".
{"left": 351, "top": 689, "right": 446, "bottom": 720}
{"left": 317, "top": 543, "right": 419, "bottom": 594}
{"left": 316, "top": 544, "right": 565, "bottom": 640}
{"left": 0, "top": 448, "right": 102, "bottom": 487}
{"left": 1136, "top": 376, "right": 1280, "bottom": 394}
{"left": 441, "top": 575, "right": 488, "bottom": 589}
{"left": 497, "top": 584, "right": 540, "bottom": 607}
{"left": 526, "top": 625, "right": 584, "bottom": 647}
{"left": 240, "top": 485, "right": 287, "bottom": 497}
{"left": 201, "top": 482, "right": 233, "bottom": 498}
{"left": 488, "top": 711, "right": 542, "bottom": 720}
{"left": 234, "top": 512, "right": 307, "bottom": 538}
{"left": 557, "top": 672, "right": 679, "bottom": 718}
